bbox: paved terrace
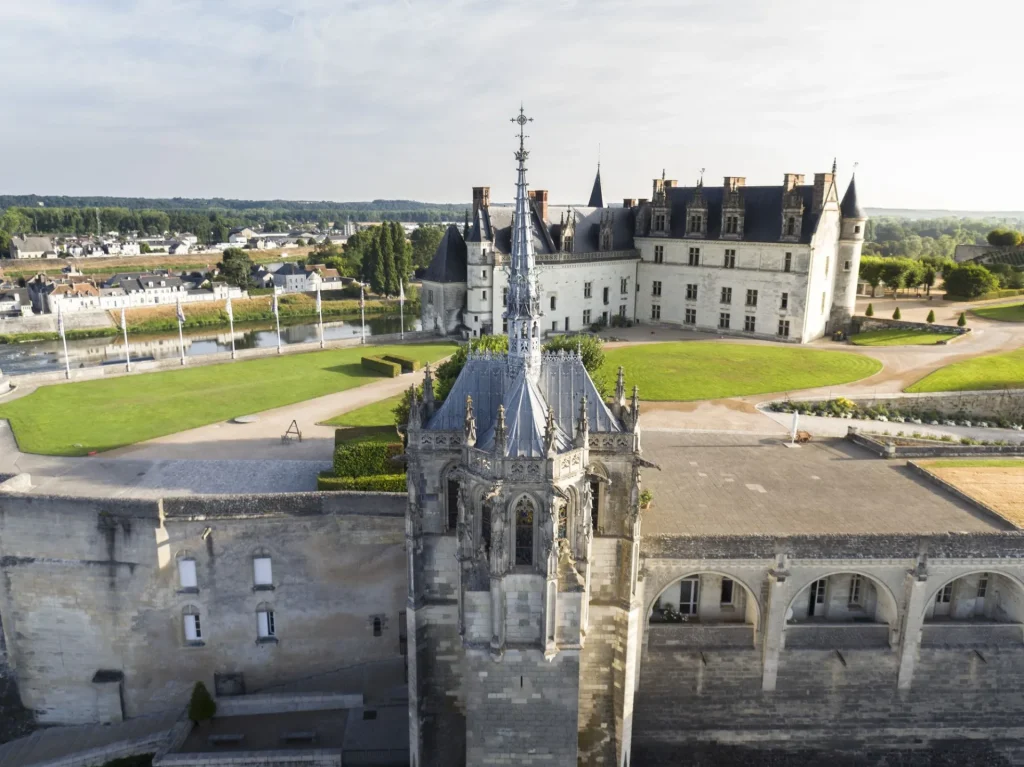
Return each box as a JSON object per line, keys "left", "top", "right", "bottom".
{"left": 640, "top": 430, "right": 1010, "bottom": 536}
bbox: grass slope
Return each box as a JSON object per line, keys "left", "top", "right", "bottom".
{"left": 973, "top": 303, "right": 1024, "bottom": 323}
{"left": 849, "top": 329, "right": 957, "bottom": 346}
{"left": 324, "top": 394, "right": 403, "bottom": 447}
{"left": 0, "top": 343, "right": 454, "bottom": 456}
{"left": 922, "top": 459, "right": 1024, "bottom": 469}
{"left": 596, "top": 341, "right": 881, "bottom": 401}
{"left": 906, "top": 347, "right": 1024, "bottom": 393}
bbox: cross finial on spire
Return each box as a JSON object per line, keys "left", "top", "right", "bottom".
{"left": 832, "top": 157, "right": 837, "bottom": 175}
{"left": 511, "top": 105, "right": 533, "bottom": 162}
{"left": 699, "top": 167, "right": 706, "bottom": 186}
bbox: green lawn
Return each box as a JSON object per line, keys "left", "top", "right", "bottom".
{"left": 922, "top": 458, "right": 1024, "bottom": 469}
{"left": 0, "top": 343, "right": 454, "bottom": 456}
{"left": 849, "top": 329, "right": 958, "bottom": 346}
{"left": 973, "top": 303, "right": 1024, "bottom": 322}
{"left": 906, "top": 347, "right": 1024, "bottom": 393}
{"left": 323, "top": 394, "right": 404, "bottom": 447}
{"left": 594, "top": 342, "right": 882, "bottom": 401}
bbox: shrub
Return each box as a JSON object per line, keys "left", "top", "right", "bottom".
{"left": 543, "top": 333, "right": 605, "bottom": 373}
{"left": 188, "top": 681, "right": 216, "bottom": 724}
{"left": 943, "top": 263, "right": 999, "bottom": 299}
{"left": 926, "top": 310, "right": 935, "bottom": 324}
{"left": 957, "top": 312, "right": 967, "bottom": 328}
{"left": 381, "top": 354, "right": 421, "bottom": 373}
{"left": 318, "top": 472, "right": 406, "bottom": 492}
{"left": 361, "top": 356, "right": 401, "bottom": 377}
{"left": 333, "top": 441, "right": 401, "bottom": 477}
{"left": 892, "top": 307, "right": 901, "bottom": 320}
{"left": 865, "top": 303, "right": 874, "bottom": 317}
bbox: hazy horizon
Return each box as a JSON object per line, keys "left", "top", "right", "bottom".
{"left": 2, "top": 0, "right": 1021, "bottom": 212}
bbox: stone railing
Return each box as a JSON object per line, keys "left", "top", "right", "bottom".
{"left": 494, "top": 249, "right": 639, "bottom": 265}
{"left": 920, "top": 621, "right": 1024, "bottom": 648}
{"left": 784, "top": 621, "right": 891, "bottom": 649}
{"left": 647, "top": 622, "right": 755, "bottom": 650}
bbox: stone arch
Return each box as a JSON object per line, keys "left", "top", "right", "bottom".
{"left": 586, "top": 463, "right": 610, "bottom": 535}
{"left": 785, "top": 570, "right": 900, "bottom": 629}
{"left": 923, "top": 569, "right": 1024, "bottom": 623}
{"left": 645, "top": 569, "right": 762, "bottom": 631}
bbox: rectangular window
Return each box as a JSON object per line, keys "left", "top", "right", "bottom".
{"left": 447, "top": 478, "right": 459, "bottom": 531}
{"left": 746, "top": 289, "right": 758, "bottom": 307}
{"left": 778, "top": 319, "right": 790, "bottom": 337}
{"left": 564, "top": 316, "right": 569, "bottom": 331}
{"left": 825, "top": 257, "right": 830, "bottom": 277}
{"left": 654, "top": 213, "right": 666, "bottom": 231}
{"left": 253, "top": 557, "right": 273, "bottom": 588}
{"left": 743, "top": 315, "right": 756, "bottom": 332}
{"left": 718, "top": 312, "right": 730, "bottom": 329}
{"left": 688, "top": 247, "right": 700, "bottom": 266}
{"left": 849, "top": 575, "right": 863, "bottom": 606}
{"left": 481, "top": 269, "right": 486, "bottom": 279}
{"left": 653, "top": 245, "right": 664, "bottom": 264}
{"left": 651, "top": 304, "right": 661, "bottom": 320}
{"left": 821, "top": 292, "right": 826, "bottom": 312}
{"left": 178, "top": 559, "right": 197, "bottom": 590}
{"left": 584, "top": 282, "right": 592, "bottom": 298}
{"left": 937, "top": 584, "right": 953, "bottom": 604}
{"left": 552, "top": 321, "right": 558, "bottom": 331}
{"left": 679, "top": 577, "right": 699, "bottom": 614}
{"left": 784, "top": 253, "right": 792, "bottom": 273}
{"left": 684, "top": 308, "right": 696, "bottom": 325}
{"left": 812, "top": 579, "right": 827, "bottom": 605}
{"left": 720, "top": 578, "right": 735, "bottom": 605}
{"left": 688, "top": 215, "right": 702, "bottom": 234}
{"left": 721, "top": 287, "right": 732, "bottom": 304}
{"left": 854, "top": 225, "right": 861, "bottom": 234}
{"left": 619, "top": 304, "right": 627, "bottom": 317}
{"left": 685, "top": 284, "right": 697, "bottom": 301}
{"left": 482, "top": 290, "right": 487, "bottom": 300}
{"left": 780, "top": 292, "right": 789, "bottom": 310}
{"left": 978, "top": 574, "right": 989, "bottom": 599}
{"left": 724, "top": 249, "right": 736, "bottom": 269}
{"left": 258, "top": 609, "right": 276, "bottom": 638}
{"left": 844, "top": 260, "right": 851, "bottom": 271}
{"left": 502, "top": 319, "right": 508, "bottom": 333}
{"left": 583, "top": 309, "right": 592, "bottom": 325}
{"left": 725, "top": 216, "right": 738, "bottom": 235}
{"left": 603, "top": 286, "right": 609, "bottom": 304}
{"left": 550, "top": 296, "right": 556, "bottom": 310}
{"left": 652, "top": 281, "right": 662, "bottom": 297}
{"left": 502, "top": 288, "right": 508, "bottom": 304}
{"left": 621, "top": 278, "right": 629, "bottom": 293}
{"left": 184, "top": 613, "right": 202, "bottom": 641}
{"left": 427, "top": 290, "right": 434, "bottom": 306}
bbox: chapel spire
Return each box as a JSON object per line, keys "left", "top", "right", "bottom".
{"left": 505, "top": 106, "right": 543, "bottom": 377}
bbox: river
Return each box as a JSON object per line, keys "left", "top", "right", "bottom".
{"left": 0, "top": 315, "right": 421, "bottom": 377}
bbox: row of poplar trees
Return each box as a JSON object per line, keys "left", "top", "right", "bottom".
{"left": 361, "top": 220, "right": 411, "bottom": 297}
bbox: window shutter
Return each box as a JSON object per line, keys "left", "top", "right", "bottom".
{"left": 258, "top": 611, "right": 269, "bottom": 638}
{"left": 178, "top": 559, "right": 197, "bottom": 589}
{"left": 254, "top": 557, "right": 272, "bottom": 586}
{"left": 184, "top": 614, "right": 199, "bottom": 641}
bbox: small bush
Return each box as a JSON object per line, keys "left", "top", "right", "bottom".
{"left": 926, "top": 310, "right": 935, "bottom": 324}
{"left": 188, "top": 681, "right": 216, "bottom": 724}
{"left": 892, "top": 307, "right": 902, "bottom": 320}
{"left": 957, "top": 312, "right": 967, "bottom": 327}
{"left": 318, "top": 472, "right": 406, "bottom": 492}
{"left": 333, "top": 441, "right": 401, "bottom": 477}
{"left": 865, "top": 303, "right": 874, "bottom": 317}
{"left": 381, "top": 354, "right": 421, "bottom": 373}
{"left": 361, "top": 356, "right": 402, "bottom": 377}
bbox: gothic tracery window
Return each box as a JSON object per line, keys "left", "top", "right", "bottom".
{"left": 557, "top": 503, "right": 567, "bottom": 540}
{"left": 514, "top": 496, "right": 535, "bottom": 566}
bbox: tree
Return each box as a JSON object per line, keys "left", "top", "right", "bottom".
{"left": 926, "top": 309, "right": 936, "bottom": 324}
{"left": 295, "top": 238, "right": 306, "bottom": 247}
{"left": 139, "top": 242, "right": 152, "bottom": 254}
{"left": 392, "top": 221, "right": 411, "bottom": 290}
{"left": 986, "top": 228, "right": 1024, "bottom": 247}
{"left": 361, "top": 229, "right": 383, "bottom": 291}
{"left": 543, "top": 334, "right": 605, "bottom": 374}
{"left": 892, "top": 306, "right": 901, "bottom": 320}
{"left": 216, "top": 248, "right": 254, "bottom": 289}
{"left": 958, "top": 312, "right": 967, "bottom": 327}
{"left": 943, "top": 263, "right": 998, "bottom": 298}
{"left": 378, "top": 221, "right": 397, "bottom": 296}
{"left": 188, "top": 681, "right": 216, "bottom": 724}
{"left": 858, "top": 257, "right": 885, "bottom": 296}
{"left": 880, "top": 258, "right": 915, "bottom": 298}
{"left": 411, "top": 224, "right": 445, "bottom": 270}
{"left": 865, "top": 303, "right": 874, "bottom": 317}
{"left": 921, "top": 264, "right": 937, "bottom": 296}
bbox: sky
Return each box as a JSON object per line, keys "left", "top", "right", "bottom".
{"left": 1, "top": 0, "right": 1022, "bottom": 212}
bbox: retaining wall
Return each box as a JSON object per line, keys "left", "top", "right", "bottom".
{"left": 853, "top": 315, "right": 968, "bottom": 338}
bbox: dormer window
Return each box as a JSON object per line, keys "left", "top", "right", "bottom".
{"left": 786, "top": 217, "right": 797, "bottom": 237}
{"left": 564, "top": 236, "right": 573, "bottom": 251}
{"left": 725, "top": 216, "right": 739, "bottom": 235}
{"left": 654, "top": 214, "right": 666, "bottom": 232}
{"left": 688, "top": 215, "right": 702, "bottom": 233}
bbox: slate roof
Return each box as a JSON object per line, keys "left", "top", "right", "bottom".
{"left": 422, "top": 225, "right": 468, "bottom": 283}
{"left": 11, "top": 236, "right": 54, "bottom": 253}
{"left": 588, "top": 167, "right": 604, "bottom": 208}
{"left": 840, "top": 176, "right": 865, "bottom": 219}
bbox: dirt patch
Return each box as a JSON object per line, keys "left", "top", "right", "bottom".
{"left": 646, "top": 398, "right": 759, "bottom": 415}
{"left": 930, "top": 466, "right": 1024, "bottom": 526}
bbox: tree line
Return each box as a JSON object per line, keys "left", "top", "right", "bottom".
{"left": 863, "top": 216, "right": 1023, "bottom": 260}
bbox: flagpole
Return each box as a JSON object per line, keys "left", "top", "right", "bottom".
{"left": 58, "top": 306, "right": 70, "bottom": 379}
{"left": 273, "top": 293, "right": 282, "bottom": 354}
{"left": 399, "top": 280, "right": 405, "bottom": 341}
{"left": 317, "top": 282, "right": 324, "bottom": 349}
{"left": 360, "top": 284, "right": 366, "bottom": 345}
{"left": 176, "top": 298, "right": 186, "bottom": 366}
{"left": 227, "top": 296, "right": 236, "bottom": 360}
{"left": 121, "top": 306, "right": 132, "bottom": 373}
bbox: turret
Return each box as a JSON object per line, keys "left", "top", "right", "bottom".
{"left": 830, "top": 173, "right": 868, "bottom": 331}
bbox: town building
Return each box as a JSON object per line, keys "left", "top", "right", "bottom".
{"left": 8, "top": 235, "right": 57, "bottom": 259}
{"left": 28, "top": 270, "right": 243, "bottom": 314}
{"left": 422, "top": 164, "right": 866, "bottom": 344}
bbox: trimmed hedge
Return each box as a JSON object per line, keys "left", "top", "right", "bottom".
{"left": 318, "top": 472, "right": 406, "bottom": 492}
{"left": 944, "top": 288, "right": 1024, "bottom": 302}
{"left": 381, "top": 354, "right": 421, "bottom": 373}
{"left": 361, "top": 356, "right": 402, "bottom": 377}
{"left": 333, "top": 441, "right": 402, "bottom": 478}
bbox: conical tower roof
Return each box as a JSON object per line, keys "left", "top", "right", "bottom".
{"left": 588, "top": 165, "right": 603, "bottom": 208}
{"left": 840, "top": 175, "right": 865, "bottom": 219}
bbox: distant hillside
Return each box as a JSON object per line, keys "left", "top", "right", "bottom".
{"left": 867, "top": 207, "right": 1024, "bottom": 221}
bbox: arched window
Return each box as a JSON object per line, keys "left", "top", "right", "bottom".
{"left": 445, "top": 474, "right": 459, "bottom": 532}
{"left": 590, "top": 480, "right": 601, "bottom": 533}
{"left": 557, "top": 503, "right": 567, "bottom": 540}
{"left": 514, "top": 496, "right": 535, "bottom": 566}
{"left": 481, "top": 503, "right": 492, "bottom": 551}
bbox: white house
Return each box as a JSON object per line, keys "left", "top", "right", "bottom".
{"left": 8, "top": 235, "right": 57, "bottom": 259}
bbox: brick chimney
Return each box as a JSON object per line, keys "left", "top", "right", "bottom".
{"left": 623, "top": 198, "right": 637, "bottom": 209}
{"left": 530, "top": 189, "right": 549, "bottom": 222}
{"left": 782, "top": 173, "right": 805, "bottom": 192}
{"left": 472, "top": 186, "right": 490, "bottom": 217}
{"left": 812, "top": 173, "right": 834, "bottom": 210}
{"left": 723, "top": 176, "right": 746, "bottom": 192}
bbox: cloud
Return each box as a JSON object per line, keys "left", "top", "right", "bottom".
{"left": 0, "top": 0, "right": 1021, "bottom": 210}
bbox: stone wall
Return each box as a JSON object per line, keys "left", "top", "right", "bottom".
{"left": 850, "top": 390, "right": 1024, "bottom": 423}
{"left": 0, "top": 491, "right": 407, "bottom": 726}
{"left": 853, "top": 315, "right": 967, "bottom": 337}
